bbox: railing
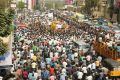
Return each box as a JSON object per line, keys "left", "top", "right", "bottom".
{"left": 93, "top": 41, "right": 119, "bottom": 60}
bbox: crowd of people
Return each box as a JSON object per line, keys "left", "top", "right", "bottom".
{"left": 9, "top": 11, "right": 113, "bottom": 80}
{"left": 56, "top": 11, "right": 120, "bottom": 56}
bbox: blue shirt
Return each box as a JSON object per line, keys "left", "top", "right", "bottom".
{"left": 28, "top": 73, "right": 33, "bottom": 80}
{"left": 60, "top": 74, "right": 66, "bottom": 80}
{"left": 41, "top": 61, "right": 45, "bottom": 68}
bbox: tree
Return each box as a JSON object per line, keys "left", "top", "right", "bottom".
{"left": 0, "top": 39, "right": 8, "bottom": 55}
{"left": 0, "top": 8, "right": 15, "bottom": 37}
{"left": 17, "top": 1, "right": 25, "bottom": 10}
{"left": 0, "top": 8, "right": 15, "bottom": 55}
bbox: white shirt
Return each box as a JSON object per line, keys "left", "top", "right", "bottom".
{"left": 30, "top": 53, "right": 34, "bottom": 59}
{"left": 82, "top": 67, "right": 87, "bottom": 73}
{"left": 34, "top": 72, "right": 38, "bottom": 79}
{"left": 54, "top": 52, "right": 59, "bottom": 57}
{"left": 30, "top": 50, "right": 33, "bottom": 54}
{"left": 87, "top": 64, "right": 92, "bottom": 69}
{"left": 37, "top": 69, "right": 41, "bottom": 77}
{"left": 77, "top": 71, "right": 83, "bottom": 79}
{"left": 86, "top": 75, "right": 93, "bottom": 80}
{"left": 74, "top": 52, "right": 78, "bottom": 57}
{"left": 62, "top": 47, "right": 66, "bottom": 52}
{"left": 99, "top": 37, "right": 102, "bottom": 42}
{"left": 71, "top": 54, "right": 74, "bottom": 60}
{"left": 62, "top": 68, "right": 66, "bottom": 75}
{"left": 107, "top": 42, "right": 112, "bottom": 47}
{"left": 91, "top": 63, "right": 96, "bottom": 70}
{"left": 50, "top": 52, "right": 53, "bottom": 58}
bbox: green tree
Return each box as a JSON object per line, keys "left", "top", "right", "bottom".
{"left": 0, "top": 39, "right": 8, "bottom": 55}
{"left": 0, "top": 8, "right": 15, "bottom": 55}
{"left": 17, "top": 1, "right": 25, "bottom": 10}
{"left": 0, "top": 8, "right": 15, "bottom": 37}
{"left": 0, "top": 0, "right": 15, "bottom": 55}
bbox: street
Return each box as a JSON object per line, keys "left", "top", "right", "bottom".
{"left": 6, "top": 9, "right": 119, "bottom": 80}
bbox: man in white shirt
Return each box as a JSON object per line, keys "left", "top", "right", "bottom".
{"left": 82, "top": 66, "right": 87, "bottom": 74}
{"left": 91, "top": 62, "right": 96, "bottom": 70}
{"left": 77, "top": 70, "right": 83, "bottom": 80}
{"left": 62, "top": 68, "right": 67, "bottom": 76}
{"left": 54, "top": 52, "right": 59, "bottom": 58}
{"left": 50, "top": 52, "right": 53, "bottom": 58}
{"left": 86, "top": 75, "right": 93, "bottom": 80}
{"left": 74, "top": 52, "right": 78, "bottom": 58}
{"left": 87, "top": 64, "right": 92, "bottom": 70}
{"left": 34, "top": 71, "right": 38, "bottom": 80}
{"left": 71, "top": 54, "right": 75, "bottom": 61}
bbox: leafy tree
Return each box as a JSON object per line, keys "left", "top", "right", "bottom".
{"left": 0, "top": 39, "right": 8, "bottom": 55}
{"left": 0, "top": 8, "right": 15, "bottom": 37}
{"left": 17, "top": 1, "right": 25, "bottom": 10}
{"left": 0, "top": 8, "right": 15, "bottom": 55}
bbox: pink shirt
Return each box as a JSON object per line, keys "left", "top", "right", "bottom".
{"left": 86, "top": 55, "right": 91, "bottom": 61}
{"left": 53, "top": 56, "right": 58, "bottom": 62}
{"left": 50, "top": 75, "right": 56, "bottom": 80}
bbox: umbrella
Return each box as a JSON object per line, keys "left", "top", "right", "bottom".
{"left": 18, "top": 23, "right": 27, "bottom": 29}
